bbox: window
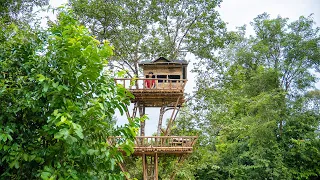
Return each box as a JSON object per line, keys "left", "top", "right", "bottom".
{"left": 168, "top": 75, "right": 180, "bottom": 83}
{"left": 156, "top": 75, "right": 167, "bottom": 83}
{"left": 145, "top": 75, "right": 156, "bottom": 78}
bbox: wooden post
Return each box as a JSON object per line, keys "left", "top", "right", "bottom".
{"left": 155, "top": 153, "right": 158, "bottom": 180}
{"left": 142, "top": 154, "right": 147, "bottom": 180}
{"left": 118, "top": 163, "right": 130, "bottom": 180}
{"left": 131, "top": 102, "right": 136, "bottom": 119}
{"left": 139, "top": 103, "right": 146, "bottom": 136}
{"left": 125, "top": 106, "right": 131, "bottom": 123}
{"left": 150, "top": 156, "right": 154, "bottom": 178}
{"left": 165, "top": 96, "right": 181, "bottom": 136}
{"left": 157, "top": 106, "right": 165, "bottom": 136}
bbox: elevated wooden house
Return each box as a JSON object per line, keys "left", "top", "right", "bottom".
{"left": 140, "top": 56, "right": 188, "bottom": 82}
{"left": 114, "top": 57, "right": 197, "bottom": 180}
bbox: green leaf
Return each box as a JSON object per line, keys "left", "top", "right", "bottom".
{"left": 110, "top": 159, "right": 115, "bottom": 171}
{"left": 56, "top": 116, "right": 67, "bottom": 126}
{"left": 52, "top": 81, "right": 59, "bottom": 88}
{"left": 9, "top": 160, "right": 19, "bottom": 169}
{"left": 73, "top": 123, "right": 84, "bottom": 139}
{"left": 87, "top": 149, "right": 99, "bottom": 155}
{"left": 43, "top": 83, "right": 49, "bottom": 92}
{"left": 37, "top": 74, "right": 46, "bottom": 82}
{"left": 65, "top": 135, "right": 77, "bottom": 144}
{"left": 54, "top": 128, "right": 69, "bottom": 139}
{"left": 23, "top": 153, "right": 28, "bottom": 161}
{"left": 40, "top": 172, "right": 52, "bottom": 180}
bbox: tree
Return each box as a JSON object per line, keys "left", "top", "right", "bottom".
{"left": 0, "top": 8, "right": 138, "bottom": 179}
{"left": 185, "top": 14, "right": 320, "bottom": 179}
{"left": 69, "top": 0, "right": 227, "bottom": 78}
{"left": 0, "top": 0, "right": 49, "bottom": 22}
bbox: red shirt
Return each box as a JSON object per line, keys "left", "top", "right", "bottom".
{"left": 145, "top": 79, "right": 155, "bottom": 88}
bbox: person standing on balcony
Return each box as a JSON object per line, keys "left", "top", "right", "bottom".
{"left": 145, "top": 71, "right": 156, "bottom": 89}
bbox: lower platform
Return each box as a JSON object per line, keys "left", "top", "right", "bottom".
{"left": 109, "top": 136, "right": 197, "bottom": 155}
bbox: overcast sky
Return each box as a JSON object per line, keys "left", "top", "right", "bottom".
{"left": 49, "top": 0, "right": 320, "bottom": 135}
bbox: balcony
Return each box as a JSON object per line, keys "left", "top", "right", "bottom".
{"left": 110, "top": 136, "right": 198, "bottom": 155}
{"left": 114, "top": 78, "right": 187, "bottom": 107}
{"left": 114, "top": 78, "right": 187, "bottom": 91}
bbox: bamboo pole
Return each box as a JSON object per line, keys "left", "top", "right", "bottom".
{"left": 118, "top": 163, "right": 130, "bottom": 180}
{"left": 157, "top": 106, "right": 165, "bottom": 136}
{"left": 155, "top": 153, "right": 158, "bottom": 180}
{"left": 165, "top": 96, "right": 181, "bottom": 135}
{"left": 142, "top": 154, "right": 147, "bottom": 180}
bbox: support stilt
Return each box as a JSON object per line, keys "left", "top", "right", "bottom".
{"left": 142, "top": 154, "right": 158, "bottom": 180}
{"left": 125, "top": 102, "right": 138, "bottom": 123}
{"left": 131, "top": 102, "right": 138, "bottom": 119}
{"left": 155, "top": 153, "right": 158, "bottom": 180}
{"left": 157, "top": 106, "right": 166, "bottom": 136}
{"left": 165, "top": 96, "right": 181, "bottom": 136}
{"left": 139, "top": 103, "right": 146, "bottom": 136}
{"left": 142, "top": 154, "right": 147, "bottom": 180}
{"left": 118, "top": 162, "right": 130, "bottom": 180}
{"left": 125, "top": 106, "right": 131, "bottom": 122}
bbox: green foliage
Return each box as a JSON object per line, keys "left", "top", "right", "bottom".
{"left": 175, "top": 14, "right": 320, "bottom": 179}
{"left": 69, "top": 0, "right": 227, "bottom": 77}
{"left": 0, "top": 8, "right": 138, "bottom": 179}
{"left": 0, "top": 0, "right": 49, "bottom": 22}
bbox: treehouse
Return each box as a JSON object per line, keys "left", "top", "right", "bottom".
{"left": 115, "top": 57, "right": 188, "bottom": 107}
{"left": 114, "top": 57, "right": 196, "bottom": 180}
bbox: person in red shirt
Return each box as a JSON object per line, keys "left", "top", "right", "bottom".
{"left": 145, "top": 72, "right": 156, "bottom": 89}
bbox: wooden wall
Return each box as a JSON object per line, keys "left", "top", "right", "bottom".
{"left": 142, "top": 65, "right": 187, "bottom": 79}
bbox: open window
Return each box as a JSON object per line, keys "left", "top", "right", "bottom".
{"left": 168, "top": 75, "right": 180, "bottom": 83}
{"left": 156, "top": 75, "right": 167, "bottom": 83}
{"left": 145, "top": 75, "right": 156, "bottom": 78}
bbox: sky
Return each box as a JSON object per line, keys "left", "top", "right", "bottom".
{"left": 48, "top": 0, "right": 320, "bottom": 135}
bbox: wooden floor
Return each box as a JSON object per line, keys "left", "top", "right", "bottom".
{"left": 114, "top": 78, "right": 187, "bottom": 107}
{"left": 109, "top": 136, "right": 197, "bottom": 155}
{"left": 133, "top": 147, "right": 193, "bottom": 155}
{"left": 130, "top": 90, "right": 185, "bottom": 107}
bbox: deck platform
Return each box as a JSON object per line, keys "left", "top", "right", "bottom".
{"left": 109, "top": 136, "right": 197, "bottom": 155}
{"left": 114, "top": 78, "right": 187, "bottom": 107}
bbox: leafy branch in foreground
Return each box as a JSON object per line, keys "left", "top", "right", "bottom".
{"left": 0, "top": 8, "right": 138, "bottom": 180}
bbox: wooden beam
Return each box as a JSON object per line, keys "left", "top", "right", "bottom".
{"left": 139, "top": 103, "right": 146, "bottom": 136}
{"left": 142, "top": 154, "right": 147, "bottom": 180}
{"left": 131, "top": 102, "right": 138, "bottom": 119}
{"left": 155, "top": 153, "right": 158, "bottom": 180}
{"left": 165, "top": 96, "right": 181, "bottom": 136}
{"left": 157, "top": 106, "right": 165, "bottom": 136}
{"left": 125, "top": 105, "right": 131, "bottom": 123}
{"left": 118, "top": 162, "right": 130, "bottom": 180}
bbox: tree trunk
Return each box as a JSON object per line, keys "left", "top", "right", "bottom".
{"left": 139, "top": 105, "right": 145, "bottom": 136}
{"left": 157, "top": 106, "right": 165, "bottom": 136}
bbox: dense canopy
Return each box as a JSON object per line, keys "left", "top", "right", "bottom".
{"left": 0, "top": 1, "right": 319, "bottom": 179}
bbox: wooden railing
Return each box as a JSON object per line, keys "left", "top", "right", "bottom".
{"left": 114, "top": 78, "right": 187, "bottom": 91}
{"left": 109, "top": 136, "right": 197, "bottom": 148}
